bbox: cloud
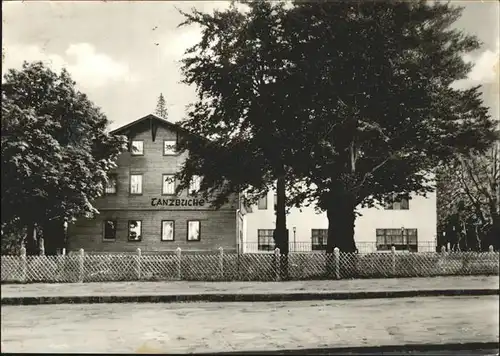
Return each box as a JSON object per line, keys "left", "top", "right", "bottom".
{"left": 455, "top": 38, "right": 499, "bottom": 89}
{"left": 163, "top": 26, "right": 202, "bottom": 60}
{"left": 464, "top": 39, "right": 499, "bottom": 84}
{"left": 64, "top": 43, "right": 137, "bottom": 87}
{"left": 2, "top": 42, "right": 138, "bottom": 88}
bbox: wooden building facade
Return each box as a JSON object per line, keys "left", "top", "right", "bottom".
{"left": 68, "top": 114, "right": 242, "bottom": 252}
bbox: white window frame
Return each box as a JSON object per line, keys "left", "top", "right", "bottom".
{"left": 385, "top": 197, "right": 410, "bottom": 210}
{"left": 376, "top": 228, "right": 418, "bottom": 251}
{"left": 163, "top": 140, "right": 177, "bottom": 155}
{"left": 187, "top": 220, "right": 201, "bottom": 241}
{"left": 257, "top": 229, "right": 275, "bottom": 251}
{"left": 258, "top": 195, "right": 268, "bottom": 210}
{"left": 131, "top": 140, "right": 144, "bottom": 156}
{"left": 311, "top": 229, "right": 328, "bottom": 251}
{"left": 128, "top": 220, "right": 142, "bottom": 242}
{"left": 130, "top": 174, "right": 143, "bottom": 195}
{"left": 103, "top": 220, "right": 117, "bottom": 241}
{"left": 162, "top": 174, "right": 176, "bottom": 195}
{"left": 161, "top": 220, "right": 175, "bottom": 241}
{"left": 189, "top": 175, "right": 201, "bottom": 195}
{"left": 105, "top": 174, "right": 117, "bottom": 195}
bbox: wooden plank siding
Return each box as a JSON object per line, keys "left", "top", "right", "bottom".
{"left": 68, "top": 117, "right": 239, "bottom": 252}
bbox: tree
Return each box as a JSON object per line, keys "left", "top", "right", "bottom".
{"left": 275, "top": 0, "right": 498, "bottom": 252}
{"left": 175, "top": 0, "right": 498, "bottom": 257}
{"left": 175, "top": 1, "right": 305, "bottom": 272}
{"left": 437, "top": 141, "right": 500, "bottom": 251}
{"left": 155, "top": 93, "right": 168, "bottom": 118}
{"left": 1, "top": 61, "right": 127, "bottom": 255}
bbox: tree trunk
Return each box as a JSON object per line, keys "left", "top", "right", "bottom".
{"left": 475, "top": 224, "right": 481, "bottom": 251}
{"left": 487, "top": 216, "right": 500, "bottom": 250}
{"left": 325, "top": 190, "right": 357, "bottom": 254}
{"left": 24, "top": 223, "right": 39, "bottom": 255}
{"left": 274, "top": 175, "right": 289, "bottom": 279}
{"left": 43, "top": 219, "right": 65, "bottom": 255}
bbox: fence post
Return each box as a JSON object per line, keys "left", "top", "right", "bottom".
{"left": 39, "top": 238, "right": 45, "bottom": 256}
{"left": 20, "top": 247, "right": 27, "bottom": 283}
{"left": 136, "top": 248, "right": 142, "bottom": 280}
{"left": 78, "top": 248, "right": 85, "bottom": 283}
{"left": 391, "top": 246, "right": 396, "bottom": 276}
{"left": 439, "top": 245, "right": 447, "bottom": 274}
{"left": 334, "top": 247, "right": 340, "bottom": 280}
{"left": 218, "top": 247, "right": 224, "bottom": 279}
{"left": 176, "top": 247, "right": 182, "bottom": 280}
{"left": 274, "top": 248, "right": 281, "bottom": 281}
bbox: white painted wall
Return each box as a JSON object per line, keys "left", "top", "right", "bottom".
{"left": 243, "top": 190, "right": 437, "bottom": 253}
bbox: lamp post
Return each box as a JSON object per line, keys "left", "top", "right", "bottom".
{"left": 450, "top": 225, "right": 456, "bottom": 251}
{"left": 401, "top": 226, "right": 405, "bottom": 251}
{"left": 292, "top": 226, "right": 296, "bottom": 252}
{"left": 62, "top": 218, "right": 69, "bottom": 255}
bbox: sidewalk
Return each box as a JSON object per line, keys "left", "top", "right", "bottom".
{"left": 1, "top": 276, "right": 498, "bottom": 305}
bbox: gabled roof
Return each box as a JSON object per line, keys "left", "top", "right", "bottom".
{"left": 110, "top": 113, "right": 187, "bottom": 135}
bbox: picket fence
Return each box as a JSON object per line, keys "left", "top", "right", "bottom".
{"left": 1, "top": 246, "right": 498, "bottom": 283}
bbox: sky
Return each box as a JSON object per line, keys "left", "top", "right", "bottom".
{"left": 2, "top": 1, "right": 499, "bottom": 131}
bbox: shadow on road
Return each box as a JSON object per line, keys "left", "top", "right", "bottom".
{"left": 198, "top": 342, "right": 499, "bottom": 355}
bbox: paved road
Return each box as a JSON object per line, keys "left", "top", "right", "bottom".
{"left": 2, "top": 276, "right": 498, "bottom": 298}
{"left": 1, "top": 296, "right": 498, "bottom": 353}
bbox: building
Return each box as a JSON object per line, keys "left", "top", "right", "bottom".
{"left": 68, "top": 113, "right": 437, "bottom": 254}
{"left": 68, "top": 114, "right": 244, "bottom": 252}
{"left": 242, "top": 188, "right": 437, "bottom": 253}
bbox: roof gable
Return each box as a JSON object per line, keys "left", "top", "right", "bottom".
{"left": 110, "top": 113, "right": 197, "bottom": 144}
{"left": 110, "top": 114, "right": 184, "bottom": 136}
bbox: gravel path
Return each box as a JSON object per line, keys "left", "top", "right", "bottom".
{"left": 2, "top": 276, "right": 498, "bottom": 298}
{"left": 1, "top": 295, "right": 498, "bottom": 353}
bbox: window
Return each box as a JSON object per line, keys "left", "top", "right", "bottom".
{"left": 163, "top": 140, "right": 177, "bottom": 155}
{"left": 376, "top": 228, "right": 418, "bottom": 251}
{"left": 189, "top": 175, "right": 201, "bottom": 194}
{"left": 161, "top": 220, "right": 175, "bottom": 241}
{"left": 105, "top": 174, "right": 117, "bottom": 195}
{"left": 131, "top": 140, "right": 144, "bottom": 155}
{"left": 258, "top": 195, "right": 268, "bottom": 210}
{"left": 162, "top": 174, "right": 175, "bottom": 195}
{"left": 258, "top": 229, "right": 275, "bottom": 251}
{"left": 273, "top": 194, "right": 277, "bottom": 210}
{"left": 130, "top": 174, "right": 143, "bottom": 195}
{"left": 103, "top": 220, "right": 117, "bottom": 241}
{"left": 385, "top": 197, "right": 410, "bottom": 210}
{"left": 311, "top": 229, "right": 328, "bottom": 250}
{"left": 187, "top": 220, "right": 201, "bottom": 241}
{"left": 128, "top": 220, "right": 142, "bottom": 241}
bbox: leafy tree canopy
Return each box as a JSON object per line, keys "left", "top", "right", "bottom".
{"left": 282, "top": 0, "right": 496, "bottom": 203}
{"left": 175, "top": 1, "right": 304, "bottom": 208}
{"left": 175, "top": 0, "right": 497, "bottom": 252}
{"left": 282, "top": 0, "right": 498, "bottom": 251}
{"left": 1, "top": 61, "right": 127, "bottom": 253}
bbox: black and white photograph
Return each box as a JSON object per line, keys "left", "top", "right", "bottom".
{"left": 1, "top": 0, "right": 499, "bottom": 354}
